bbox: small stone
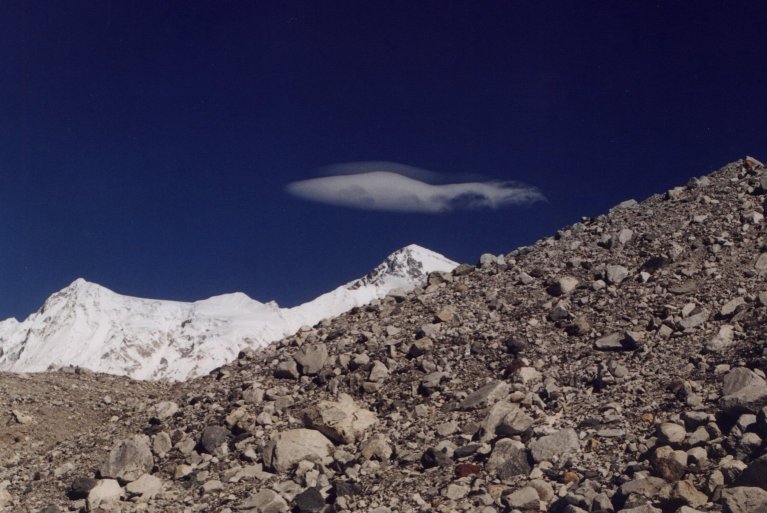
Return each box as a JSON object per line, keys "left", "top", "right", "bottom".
{"left": 548, "top": 276, "right": 579, "bottom": 296}
{"left": 606, "top": 264, "right": 630, "bottom": 284}
{"left": 455, "top": 463, "right": 481, "bottom": 478}
{"left": 444, "top": 483, "right": 470, "bottom": 500}
{"left": 458, "top": 381, "right": 511, "bottom": 410}
{"left": 502, "top": 486, "right": 539, "bottom": 510}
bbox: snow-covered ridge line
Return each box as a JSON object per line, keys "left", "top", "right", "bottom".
{"left": 0, "top": 244, "right": 458, "bottom": 381}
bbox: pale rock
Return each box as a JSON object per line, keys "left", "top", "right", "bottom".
{"left": 263, "top": 429, "right": 334, "bottom": 473}
{"left": 302, "top": 393, "right": 378, "bottom": 444}
{"left": 86, "top": 479, "right": 122, "bottom": 511}
{"left": 99, "top": 435, "right": 154, "bottom": 483}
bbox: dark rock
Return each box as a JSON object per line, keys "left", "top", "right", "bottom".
{"left": 199, "top": 425, "right": 231, "bottom": 454}
{"left": 294, "top": 487, "right": 325, "bottom": 513}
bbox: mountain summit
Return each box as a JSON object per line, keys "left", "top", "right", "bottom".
{"left": 0, "top": 244, "right": 457, "bottom": 380}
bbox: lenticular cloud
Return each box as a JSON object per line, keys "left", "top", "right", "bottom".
{"left": 286, "top": 163, "right": 545, "bottom": 213}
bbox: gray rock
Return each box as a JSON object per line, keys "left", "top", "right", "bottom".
{"left": 502, "top": 486, "right": 539, "bottom": 509}
{"left": 274, "top": 359, "right": 300, "bottom": 379}
{"left": 529, "top": 428, "right": 580, "bottom": 464}
{"left": 199, "top": 425, "right": 231, "bottom": 454}
{"left": 99, "top": 435, "right": 154, "bottom": 483}
{"left": 657, "top": 422, "right": 686, "bottom": 445}
{"left": 237, "top": 489, "right": 289, "bottom": 512}
{"left": 720, "top": 297, "right": 746, "bottom": 318}
{"left": 706, "top": 325, "right": 735, "bottom": 352}
{"left": 124, "top": 473, "right": 163, "bottom": 501}
{"left": 86, "top": 479, "right": 122, "bottom": 511}
{"left": 458, "top": 381, "right": 511, "bottom": 410}
{"left": 263, "top": 429, "right": 334, "bottom": 473}
{"left": 721, "top": 368, "right": 767, "bottom": 414}
{"left": 302, "top": 393, "right": 377, "bottom": 444}
{"left": 721, "top": 486, "right": 767, "bottom": 513}
{"left": 678, "top": 309, "right": 710, "bottom": 330}
{"left": 606, "top": 264, "right": 630, "bottom": 284}
{"left": 548, "top": 276, "right": 579, "bottom": 296}
{"left": 479, "top": 400, "right": 534, "bottom": 441}
{"left": 294, "top": 343, "right": 328, "bottom": 375}
{"left": 486, "top": 438, "right": 531, "bottom": 480}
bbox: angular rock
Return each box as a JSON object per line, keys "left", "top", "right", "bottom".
{"left": 302, "top": 393, "right": 377, "bottom": 444}
{"left": 294, "top": 343, "right": 328, "bottom": 375}
{"left": 606, "top": 264, "right": 630, "bottom": 284}
{"left": 529, "top": 428, "right": 580, "bottom": 464}
{"left": 86, "top": 479, "right": 122, "bottom": 511}
{"left": 293, "top": 487, "right": 325, "bottom": 513}
{"left": 502, "top": 486, "right": 539, "bottom": 510}
{"left": 238, "top": 489, "right": 289, "bottom": 513}
{"left": 99, "top": 435, "right": 154, "bottom": 483}
{"left": 458, "top": 381, "right": 511, "bottom": 410}
{"left": 548, "top": 276, "right": 579, "bottom": 296}
{"left": 721, "top": 368, "right": 767, "bottom": 414}
{"left": 486, "top": 438, "right": 531, "bottom": 480}
{"left": 263, "top": 429, "right": 334, "bottom": 473}
{"left": 721, "top": 487, "right": 767, "bottom": 513}
{"left": 125, "top": 473, "right": 163, "bottom": 501}
{"left": 479, "top": 400, "right": 534, "bottom": 441}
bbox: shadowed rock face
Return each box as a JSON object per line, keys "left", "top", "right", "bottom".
{"left": 4, "top": 157, "right": 767, "bottom": 512}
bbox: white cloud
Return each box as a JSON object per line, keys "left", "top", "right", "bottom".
{"left": 286, "top": 164, "right": 545, "bottom": 213}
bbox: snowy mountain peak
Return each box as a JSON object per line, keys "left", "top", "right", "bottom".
{"left": 0, "top": 245, "right": 459, "bottom": 380}
{"left": 353, "top": 243, "right": 456, "bottom": 289}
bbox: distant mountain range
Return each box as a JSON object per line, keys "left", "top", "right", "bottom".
{"left": 0, "top": 244, "right": 457, "bottom": 380}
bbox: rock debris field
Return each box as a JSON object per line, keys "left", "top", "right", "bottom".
{"left": 2, "top": 157, "right": 767, "bottom": 513}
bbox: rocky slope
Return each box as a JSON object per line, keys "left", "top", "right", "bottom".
{"left": 0, "top": 244, "right": 457, "bottom": 380}
{"left": 2, "top": 158, "right": 767, "bottom": 513}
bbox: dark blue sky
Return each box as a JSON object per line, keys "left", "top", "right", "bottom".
{"left": 1, "top": 1, "right": 766, "bottom": 319}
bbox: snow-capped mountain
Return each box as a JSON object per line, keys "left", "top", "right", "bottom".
{"left": 0, "top": 245, "right": 457, "bottom": 381}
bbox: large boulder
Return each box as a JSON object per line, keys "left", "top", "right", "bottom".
{"left": 263, "top": 429, "right": 334, "bottom": 473}
{"left": 721, "top": 487, "right": 767, "bottom": 513}
{"left": 302, "top": 393, "right": 378, "bottom": 444}
{"left": 99, "top": 435, "right": 154, "bottom": 483}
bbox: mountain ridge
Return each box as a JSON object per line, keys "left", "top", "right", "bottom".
{"left": 0, "top": 244, "right": 458, "bottom": 380}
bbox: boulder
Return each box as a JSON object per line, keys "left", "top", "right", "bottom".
{"left": 99, "top": 435, "right": 154, "bottom": 483}
{"left": 529, "top": 428, "right": 580, "bottom": 464}
{"left": 486, "top": 438, "right": 531, "bottom": 480}
{"left": 294, "top": 343, "right": 328, "bottom": 375}
{"left": 302, "top": 393, "right": 377, "bottom": 444}
{"left": 721, "top": 487, "right": 767, "bottom": 513}
{"left": 479, "top": 400, "right": 534, "bottom": 441}
{"left": 86, "top": 479, "right": 122, "bottom": 511}
{"left": 263, "top": 429, "right": 334, "bottom": 473}
{"left": 238, "top": 489, "right": 289, "bottom": 513}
